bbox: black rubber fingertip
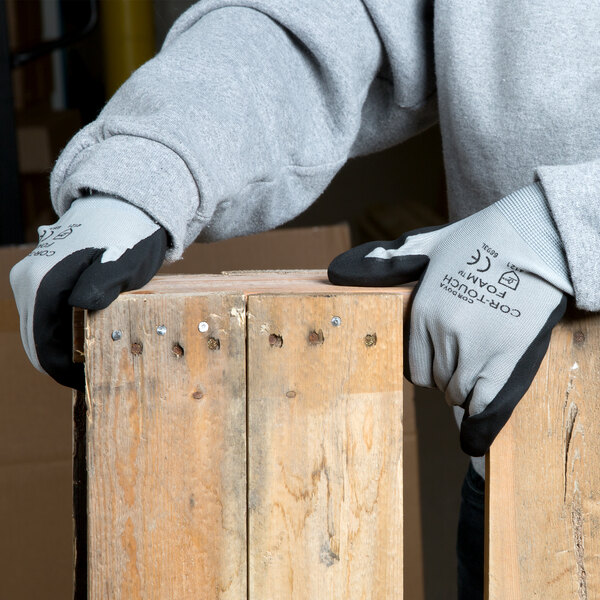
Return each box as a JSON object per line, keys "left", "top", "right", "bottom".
{"left": 33, "top": 229, "right": 167, "bottom": 390}
{"left": 459, "top": 295, "right": 568, "bottom": 457}
{"left": 58, "top": 363, "right": 85, "bottom": 392}
{"left": 328, "top": 245, "right": 430, "bottom": 287}
{"left": 328, "top": 224, "right": 446, "bottom": 288}
{"left": 34, "top": 249, "right": 101, "bottom": 389}
{"left": 68, "top": 228, "right": 167, "bottom": 310}
{"left": 68, "top": 276, "right": 121, "bottom": 310}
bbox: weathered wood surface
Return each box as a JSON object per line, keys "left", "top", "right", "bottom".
{"left": 79, "top": 273, "right": 413, "bottom": 599}
{"left": 83, "top": 293, "right": 247, "bottom": 599}
{"left": 487, "top": 311, "right": 600, "bottom": 599}
{"left": 247, "top": 293, "right": 404, "bottom": 599}
{"left": 403, "top": 382, "right": 425, "bottom": 600}
{"left": 133, "top": 270, "right": 410, "bottom": 299}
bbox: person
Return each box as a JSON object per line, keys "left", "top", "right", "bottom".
{"left": 10, "top": 2, "right": 600, "bottom": 598}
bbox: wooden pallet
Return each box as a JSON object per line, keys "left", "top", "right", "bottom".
{"left": 73, "top": 271, "right": 410, "bottom": 599}
{"left": 74, "top": 271, "right": 599, "bottom": 599}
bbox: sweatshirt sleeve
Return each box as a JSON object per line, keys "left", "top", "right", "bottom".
{"left": 536, "top": 158, "right": 600, "bottom": 311}
{"left": 50, "top": 1, "right": 437, "bottom": 261}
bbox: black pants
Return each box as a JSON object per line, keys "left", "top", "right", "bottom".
{"left": 457, "top": 462, "right": 485, "bottom": 600}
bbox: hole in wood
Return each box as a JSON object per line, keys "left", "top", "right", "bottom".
{"left": 131, "top": 342, "right": 143, "bottom": 355}
{"left": 192, "top": 390, "right": 204, "bottom": 400}
{"left": 308, "top": 330, "right": 324, "bottom": 345}
{"left": 207, "top": 337, "right": 220, "bottom": 351}
{"left": 172, "top": 343, "right": 184, "bottom": 357}
{"left": 269, "top": 333, "right": 283, "bottom": 348}
{"left": 364, "top": 333, "right": 377, "bottom": 347}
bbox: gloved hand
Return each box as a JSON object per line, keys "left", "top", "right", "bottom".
{"left": 10, "top": 196, "right": 168, "bottom": 391}
{"left": 328, "top": 183, "right": 573, "bottom": 456}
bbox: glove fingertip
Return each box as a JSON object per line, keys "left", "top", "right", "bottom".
{"left": 68, "top": 276, "right": 120, "bottom": 310}
{"left": 328, "top": 245, "right": 430, "bottom": 287}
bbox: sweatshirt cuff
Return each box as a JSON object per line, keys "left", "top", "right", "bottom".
{"left": 494, "top": 182, "right": 572, "bottom": 289}
{"left": 50, "top": 135, "right": 201, "bottom": 261}
{"left": 536, "top": 160, "right": 600, "bottom": 311}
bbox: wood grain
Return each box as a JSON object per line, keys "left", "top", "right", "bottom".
{"left": 80, "top": 274, "right": 414, "bottom": 599}
{"left": 247, "top": 293, "right": 404, "bottom": 599}
{"left": 487, "top": 312, "right": 600, "bottom": 599}
{"left": 84, "top": 293, "right": 247, "bottom": 599}
{"left": 403, "top": 382, "right": 425, "bottom": 600}
{"left": 130, "top": 271, "right": 413, "bottom": 308}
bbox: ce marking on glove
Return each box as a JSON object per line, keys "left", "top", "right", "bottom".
{"left": 38, "top": 228, "right": 55, "bottom": 243}
{"left": 37, "top": 224, "right": 79, "bottom": 245}
{"left": 467, "top": 249, "right": 491, "bottom": 272}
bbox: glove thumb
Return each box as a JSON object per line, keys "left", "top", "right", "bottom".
{"left": 328, "top": 224, "right": 446, "bottom": 287}
{"left": 69, "top": 227, "right": 167, "bottom": 310}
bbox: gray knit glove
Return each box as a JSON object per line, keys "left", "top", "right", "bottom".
{"left": 10, "top": 196, "right": 167, "bottom": 391}
{"left": 328, "top": 183, "right": 573, "bottom": 456}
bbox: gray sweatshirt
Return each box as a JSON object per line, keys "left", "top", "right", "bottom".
{"left": 51, "top": 0, "right": 600, "bottom": 310}
{"left": 50, "top": 1, "right": 600, "bottom": 476}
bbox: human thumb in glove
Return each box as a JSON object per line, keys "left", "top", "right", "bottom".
{"left": 10, "top": 196, "right": 168, "bottom": 391}
{"left": 328, "top": 183, "right": 573, "bottom": 457}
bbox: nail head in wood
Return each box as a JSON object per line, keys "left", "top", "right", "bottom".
{"left": 207, "top": 337, "right": 220, "bottom": 351}
{"left": 364, "top": 333, "right": 377, "bottom": 347}
{"left": 269, "top": 333, "right": 283, "bottom": 348}
{"left": 308, "top": 330, "right": 324, "bottom": 345}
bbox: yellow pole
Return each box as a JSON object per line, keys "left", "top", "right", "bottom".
{"left": 100, "top": 0, "right": 155, "bottom": 96}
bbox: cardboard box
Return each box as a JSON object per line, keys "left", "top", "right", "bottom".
{"left": 0, "top": 224, "right": 351, "bottom": 599}
{"left": 16, "top": 110, "right": 81, "bottom": 175}
{"left": 14, "top": 109, "right": 82, "bottom": 243}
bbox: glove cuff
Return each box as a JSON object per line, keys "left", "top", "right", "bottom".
{"left": 494, "top": 183, "right": 572, "bottom": 289}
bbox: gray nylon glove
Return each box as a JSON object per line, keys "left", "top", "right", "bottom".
{"left": 328, "top": 183, "right": 573, "bottom": 456}
{"left": 10, "top": 196, "right": 167, "bottom": 391}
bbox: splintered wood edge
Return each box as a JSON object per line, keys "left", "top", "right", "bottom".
{"left": 73, "top": 307, "right": 85, "bottom": 363}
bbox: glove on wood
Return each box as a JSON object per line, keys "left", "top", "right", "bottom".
{"left": 10, "top": 196, "right": 167, "bottom": 391}
{"left": 328, "top": 183, "right": 573, "bottom": 456}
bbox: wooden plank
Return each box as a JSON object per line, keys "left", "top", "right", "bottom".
{"left": 83, "top": 292, "right": 247, "bottom": 599}
{"left": 130, "top": 271, "right": 413, "bottom": 304}
{"left": 247, "top": 293, "right": 404, "bottom": 599}
{"left": 487, "top": 311, "right": 600, "bottom": 599}
{"left": 73, "top": 389, "right": 87, "bottom": 600}
{"left": 403, "top": 382, "right": 425, "bottom": 600}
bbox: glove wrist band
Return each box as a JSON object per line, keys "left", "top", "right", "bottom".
{"left": 494, "top": 183, "right": 571, "bottom": 284}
